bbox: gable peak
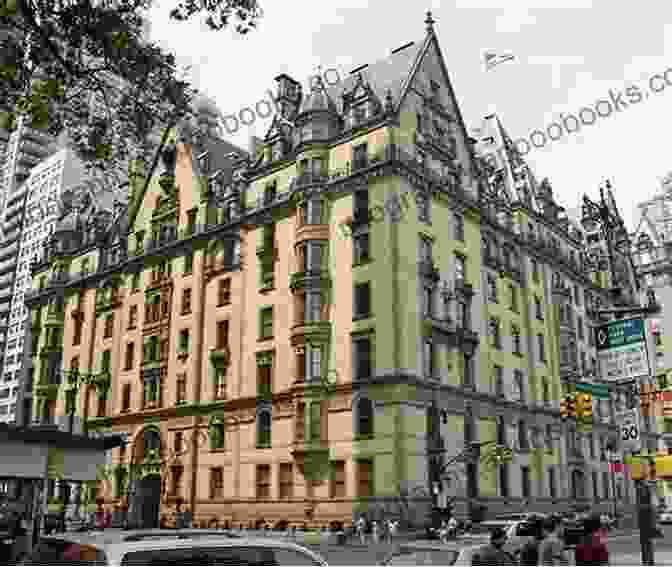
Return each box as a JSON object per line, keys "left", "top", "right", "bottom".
{"left": 425, "top": 10, "right": 435, "bottom": 34}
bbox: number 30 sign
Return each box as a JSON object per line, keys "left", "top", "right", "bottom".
{"left": 618, "top": 409, "right": 641, "bottom": 453}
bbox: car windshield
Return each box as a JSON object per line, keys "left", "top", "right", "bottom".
{"left": 472, "top": 521, "right": 512, "bottom": 535}
{"left": 22, "top": 538, "right": 107, "bottom": 565}
{"left": 384, "top": 548, "right": 459, "bottom": 565}
{"left": 121, "top": 545, "right": 322, "bottom": 565}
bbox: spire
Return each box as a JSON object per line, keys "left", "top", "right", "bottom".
{"left": 425, "top": 10, "right": 435, "bottom": 33}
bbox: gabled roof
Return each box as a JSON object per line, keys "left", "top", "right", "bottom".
{"left": 321, "top": 40, "right": 424, "bottom": 115}
{"left": 632, "top": 209, "right": 663, "bottom": 248}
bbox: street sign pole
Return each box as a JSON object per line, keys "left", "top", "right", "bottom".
{"left": 595, "top": 315, "right": 656, "bottom": 565}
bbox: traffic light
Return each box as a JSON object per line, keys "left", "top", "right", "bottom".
{"left": 560, "top": 394, "right": 576, "bottom": 419}
{"left": 576, "top": 393, "right": 593, "bottom": 420}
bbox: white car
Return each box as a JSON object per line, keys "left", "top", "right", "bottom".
{"left": 20, "top": 529, "right": 328, "bottom": 565}
{"left": 379, "top": 543, "right": 488, "bottom": 566}
{"left": 659, "top": 510, "right": 672, "bottom": 524}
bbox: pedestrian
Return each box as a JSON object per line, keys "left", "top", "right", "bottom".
{"left": 519, "top": 518, "right": 545, "bottom": 565}
{"left": 574, "top": 514, "right": 609, "bottom": 565}
{"left": 539, "top": 515, "right": 569, "bottom": 565}
{"left": 372, "top": 520, "right": 380, "bottom": 543}
{"left": 387, "top": 518, "right": 398, "bottom": 544}
{"left": 472, "top": 527, "right": 516, "bottom": 565}
{"left": 356, "top": 515, "right": 366, "bottom": 544}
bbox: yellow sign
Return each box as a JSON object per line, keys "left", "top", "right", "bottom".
{"left": 47, "top": 447, "right": 65, "bottom": 479}
{"left": 626, "top": 455, "right": 672, "bottom": 480}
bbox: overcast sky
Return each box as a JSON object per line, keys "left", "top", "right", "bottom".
{"left": 147, "top": 0, "right": 672, "bottom": 230}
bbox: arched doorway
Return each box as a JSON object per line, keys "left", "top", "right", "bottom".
{"left": 571, "top": 469, "right": 586, "bottom": 501}
{"left": 128, "top": 427, "right": 163, "bottom": 529}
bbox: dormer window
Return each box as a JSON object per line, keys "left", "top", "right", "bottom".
{"left": 264, "top": 182, "right": 277, "bottom": 205}
{"left": 198, "top": 152, "right": 210, "bottom": 175}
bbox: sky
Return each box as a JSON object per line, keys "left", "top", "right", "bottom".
{"left": 146, "top": 0, "right": 672, "bottom": 231}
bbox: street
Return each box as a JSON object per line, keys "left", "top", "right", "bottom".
{"left": 298, "top": 526, "right": 672, "bottom": 565}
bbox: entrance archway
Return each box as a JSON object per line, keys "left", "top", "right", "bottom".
{"left": 127, "top": 427, "right": 163, "bottom": 529}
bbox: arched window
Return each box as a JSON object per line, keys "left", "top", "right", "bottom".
{"left": 144, "top": 428, "right": 161, "bottom": 453}
{"left": 355, "top": 397, "right": 374, "bottom": 438}
{"left": 257, "top": 410, "right": 272, "bottom": 448}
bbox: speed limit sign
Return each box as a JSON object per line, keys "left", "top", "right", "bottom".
{"left": 617, "top": 408, "right": 641, "bottom": 452}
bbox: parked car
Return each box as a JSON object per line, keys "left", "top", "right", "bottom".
{"left": 659, "top": 510, "right": 672, "bottom": 524}
{"left": 475, "top": 515, "right": 547, "bottom": 558}
{"left": 18, "top": 530, "right": 327, "bottom": 565}
{"left": 379, "top": 543, "right": 488, "bottom": 566}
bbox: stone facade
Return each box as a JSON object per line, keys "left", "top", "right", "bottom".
{"left": 24, "top": 13, "right": 651, "bottom": 528}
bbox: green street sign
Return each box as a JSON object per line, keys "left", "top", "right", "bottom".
{"left": 595, "top": 318, "right": 645, "bottom": 351}
{"left": 575, "top": 382, "right": 610, "bottom": 400}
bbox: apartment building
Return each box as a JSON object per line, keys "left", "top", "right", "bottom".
{"left": 26, "top": 13, "right": 644, "bottom": 528}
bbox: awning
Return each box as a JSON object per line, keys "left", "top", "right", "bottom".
{"left": 0, "top": 424, "right": 125, "bottom": 482}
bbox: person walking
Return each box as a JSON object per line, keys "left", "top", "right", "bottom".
{"left": 356, "top": 515, "right": 366, "bottom": 545}
{"left": 472, "top": 527, "right": 517, "bottom": 565}
{"left": 574, "top": 514, "right": 609, "bottom": 565}
{"left": 538, "top": 515, "right": 569, "bottom": 566}
{"left": 387, "top": 518, "right": 398, "bottom": 544}
{"left": 372, "top": 520, "right": 380, "bottom": 544}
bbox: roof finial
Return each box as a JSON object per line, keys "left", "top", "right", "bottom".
{"left": 425, "top": 10, "right": 435, "bottom": 33}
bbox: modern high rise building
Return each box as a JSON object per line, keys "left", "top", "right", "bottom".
{"left": 0, "top": 117, "right": 57, "bottom": 411}
{"left": 0, "top": 148, "right": 90, "bottom": 423}
{"left": 25, "top": 13, "right": 647, "bottom": 528}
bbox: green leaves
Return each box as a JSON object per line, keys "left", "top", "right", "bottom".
{"left": 0, "top": 111, "right": 16, "bottom": 131}
{"left": 0, "top": 0, "right": 17, "bottom": 17}
{"left": 0, "top": 0, "right": 262, "bottom": 176}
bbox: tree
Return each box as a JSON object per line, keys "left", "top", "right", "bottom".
{"left": 0, "top": 0, "right": 263, "bottom": 177}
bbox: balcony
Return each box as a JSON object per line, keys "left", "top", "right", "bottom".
{"left": 290, "top": 320, "right": 331, "bottom": 346}
{"left": 289, "top": 270, "right": 330, "bottom": 292}
{"left": 295, "top": 172, "right": 327, "bottom": 188}
{"left": 291, "top": 439, "right": 330, "bottom": 480}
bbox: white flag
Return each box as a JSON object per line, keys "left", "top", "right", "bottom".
{"left": 483, "top": 51, "right": 515, "bottom": 71}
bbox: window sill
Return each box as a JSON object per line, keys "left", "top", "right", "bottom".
{"left": 354, "top": 434, "right": 374, "bottom": 441}
{"left": 180, "top": 310, "right": 192, "bottom": 316}
{"left": 259, "top": 285, "right": 275, "bottom": 294}
{"left": 258, "top": 336, "right": 274, "bottom": 342}
{"left": 217, "top": 301, "right": 231, "bottom": 308}
{"left": 256, "top": 443, "right": 272, "bottom": 449}
{"left": 127, "top": 325, "right": 137, "bottom": 331}
{"left": 353, "top": 258, "right": 373, "bottom": 267}
{"left": 210, "top": 446, "right": 226, "bottom": 453}
{"left": 183, "top": 272, "right": 193, "bottom": 277}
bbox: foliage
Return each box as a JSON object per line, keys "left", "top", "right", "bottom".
{"left": 0, "top": 0, "right": 262, "bottom": 177}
